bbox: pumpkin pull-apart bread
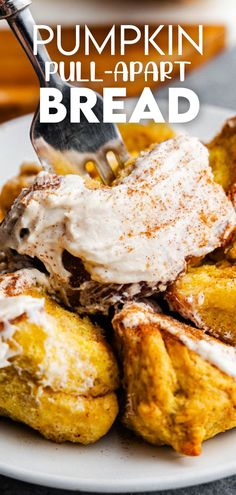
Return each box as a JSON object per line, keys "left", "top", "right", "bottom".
{"left": 0, "top": 134, "right": 235, "bottom": 314}
{"left": 166, "top": 261, "right": 236, "bottom": 346}
{"left": 0, "top": 163, "right": 41, "bottom": 217}
{"left": 0, "top": 269, "right": 119, "bottom": 443}
{"left": 113, "top": 302, "right": 236, "bottom": 456}
{"left": 208, "top": 116, "right": 236, "bottom": 193}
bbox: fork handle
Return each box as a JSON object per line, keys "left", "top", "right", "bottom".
{"left": 0, "top": 0, "right": 59, "bottom": 87}
{"left": 0, "top": 0, "right": 30, "bottom": 18}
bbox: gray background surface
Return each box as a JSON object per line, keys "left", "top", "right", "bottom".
{"left": 1, "top": 47, "right": 236, "bottom": 494}
{"left": 1, "top": 474, "right": 236, "bottom": 495}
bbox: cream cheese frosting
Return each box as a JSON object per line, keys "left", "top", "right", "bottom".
{"left": 0, "top": 134, "right": 235, "bottom": 297}
{"left": 0, "top": 268, "right": 49, "bottom": 370}
{"left": 0, "top": 293, "right": 44, "bottom": 369}
{"left": 115, "top": 302, "right": 236, "bottom": 380}
{"left": 0, "top": 269, "right": 96, "bottom": 393}
{"left": 0, "top": 268, "right": 49, "bottom": 297}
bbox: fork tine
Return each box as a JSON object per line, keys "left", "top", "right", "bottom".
{"left": 95, "top": 154, "right": 116, "bottom": 185}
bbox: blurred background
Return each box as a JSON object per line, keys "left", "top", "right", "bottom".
{"left": 0, "top": 0, "right": 235, "bottom": 123}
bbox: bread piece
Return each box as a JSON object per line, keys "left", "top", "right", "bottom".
{"left": 0, "top": 269, "right": 119, "bottom": 443}
{"left": 0, "top": 162, "right": 41, "bottom": 216}
{"left": 118, "top": 122, "right": 174, "bottom": 155}
{"left": 166, "top": 261, "right": 236, "bottom": 346}
{"left": 208, "top": 116, "right": 236, "bottom": 192}
{"left": 113, "top": 302, "right": 236, "bottom": 456}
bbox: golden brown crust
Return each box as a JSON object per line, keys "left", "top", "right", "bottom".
{"left": 0, "top": 368, "right": 118, "bottom": 444}
{"left": 166, "top": 261, "right": 236, "bottom": 346}
{"left": 208, "top": 116, "right": 236, "bottom": 192}
{"left": 118, "top": 123, "right": 175, "bottom": 155}
{"left": 0, "top": 273, "right": 119, "bottom": 444}
{"left": 0, "top": 207, "right": 4, "bottom": 223}
{"left": 113, "top": 303, "right": 236, "bottom": 456}
{"left": 0, "top": 162, "right": 41, "bottom": 215}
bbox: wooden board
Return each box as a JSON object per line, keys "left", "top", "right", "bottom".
{"left": 0, "top": 24, "right": 226, "bottom": 123}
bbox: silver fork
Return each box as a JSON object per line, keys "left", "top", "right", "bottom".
{"left": 0, "top": 0, "right": 129, "bottom": 184}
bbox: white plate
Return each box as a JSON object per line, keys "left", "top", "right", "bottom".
{"left": 0, "top": 104, "right": 236, "bottom": 493}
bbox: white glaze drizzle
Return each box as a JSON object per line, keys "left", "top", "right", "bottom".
{"left": 119, "top": 302, "right": 236, "bottom": 379}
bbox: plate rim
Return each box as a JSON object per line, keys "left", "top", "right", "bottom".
{"left": 0, "top": 103, "right": 236, "bottom": 493}
{"left": 0, "top": 452, "right": 236, "bottom": 492}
